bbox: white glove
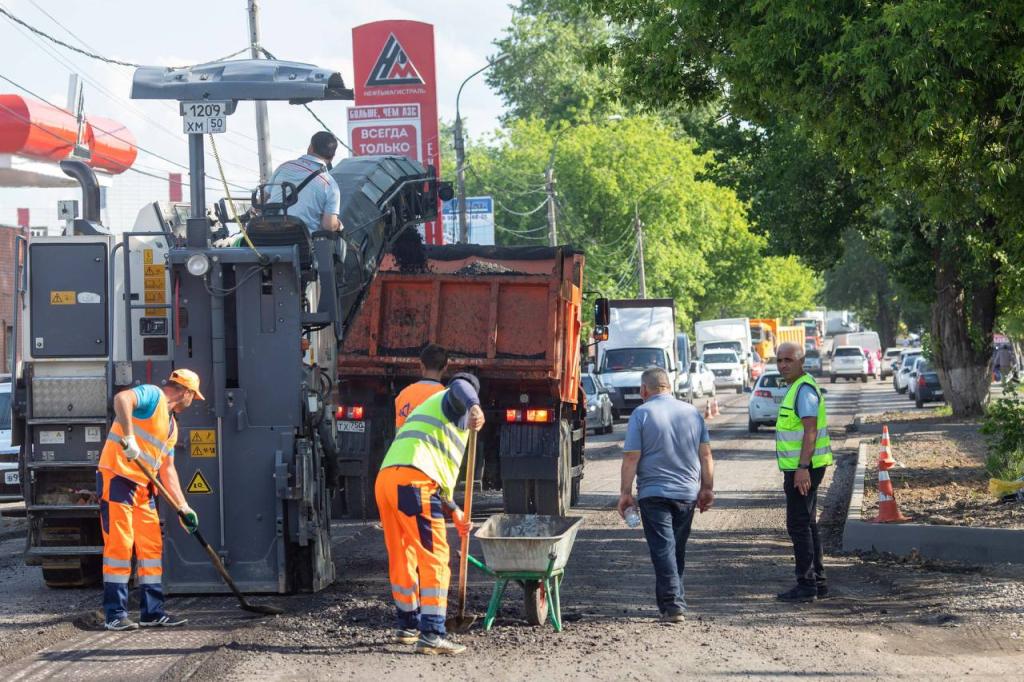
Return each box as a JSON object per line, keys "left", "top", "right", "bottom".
{"left": 122, "top": 434, "right": 142, "bottom": 461}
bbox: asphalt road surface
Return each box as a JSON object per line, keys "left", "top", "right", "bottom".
{"left": 0, "top": 378, "right": 1022, "bottom": 680}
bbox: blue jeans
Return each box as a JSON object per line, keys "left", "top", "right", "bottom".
{"left": 638, "top": 496, "right": 696, "bottom": 614}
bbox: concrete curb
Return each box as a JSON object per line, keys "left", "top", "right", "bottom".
{"left": 842, "top": 442, "right": 1024, "bottom": 563}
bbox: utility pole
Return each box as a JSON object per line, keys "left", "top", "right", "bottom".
{"left": 247, "top": 0, "right": 273, "bottom": 184}
{"left": 634, "top": 203, "right": 647, "bottom": 298}
{"left": 546, "top": 166, "right": 557, "bottom": 246}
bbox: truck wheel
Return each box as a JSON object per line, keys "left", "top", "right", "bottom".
{"left": 524, "top": 580, "right": 549, "bottom": 626}
{"left": 535, "top": 421, "right": 571, "bottom": 516}
{"left": 830, "top": 375, "right": 836, "bottom": 384}
{"left": 42, "top": 557, "right": 101, "bottom": 588}
{"left": 502, "top": 480, "right": 531, "bottom": 514}
{"left": 343, "top": 475, "right": 377, "bottom": 520}
{"left": 861, "top": 375, "right": 868, "bottom": 383}
{"left": 570, "top": 475, "right": 582, "bottom": 506}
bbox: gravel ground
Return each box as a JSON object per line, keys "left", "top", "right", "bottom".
{"left": 2, "top": 381, "right": 1023, "bottom": 680}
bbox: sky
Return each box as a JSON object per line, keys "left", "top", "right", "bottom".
{"left": 0, "top": 0, "right": 516, "bottom": 233}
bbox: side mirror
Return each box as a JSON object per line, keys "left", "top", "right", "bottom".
{"left": 593, "top": 325, "right": 609, "bottom": 342}
{"left": 437, "top": 182, "right": 455, "bottom": 202}
{"left": 820, "top": 388, "right": 828, "bottom": 394}
{"left": 594, "top": 297, "right": 610, "bottom": 327}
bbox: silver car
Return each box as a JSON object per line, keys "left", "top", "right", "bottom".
{"left": 0, "top": 382, "right": 21, "bottom": 502}
{"left": 582, "top": 373, "right": 614, "bottom": 435}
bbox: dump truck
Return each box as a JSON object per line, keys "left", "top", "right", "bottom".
{"left": 335, "top": 244, "right": 596, "bottom": 518}
{"left": 749, "top": 318, "right": 778, "bottom": 361}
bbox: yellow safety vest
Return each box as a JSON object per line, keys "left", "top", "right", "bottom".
{"left": 380, "top": 390, "right": 469, "bottom": 499}
{"left": 775, "top": 373, "right": 832, "bottom": 471}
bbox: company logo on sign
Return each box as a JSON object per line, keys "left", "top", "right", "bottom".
{"left": 366, "top": 34, "right": 424, "bottom": 86}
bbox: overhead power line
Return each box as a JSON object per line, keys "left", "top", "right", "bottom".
{"left": 0, "top": 6, "right": 248, "bottom": 69}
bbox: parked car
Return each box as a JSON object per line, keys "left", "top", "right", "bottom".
{"left": 804, "top": 348, "right": 822, "bottom": 375}
{"left": 678, "top": 360, "right": 716, "bottom": 401}
{"left": 830, "top": 345, "right": 869, "bottom": 383}
{"left": 703, "top": 349, "right": 746, "bottom": 393}
{"left": 0, "top": 381, "right": 21, "bottom": 502}
{"left": 893, "top": 349, "right": 923, "bottom": 394}
{"left": 748, "top": 371, "right": 787, "bottom": 432}
{"left": 881, "top": 347, "right": 903, "bottom": 379}
{"left": 908, "top": 357, "right": 944, "bottom": 408}
{"left": 582, "top": 373, "right": 614, "bottom": 435}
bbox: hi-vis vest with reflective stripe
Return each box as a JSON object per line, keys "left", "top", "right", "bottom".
{"left": 380, "top": 390, "right": 469, "bottom": 499}
{"left": 98, "top": 387, "right": 177, "bottom": 485}
{"left": 775, "top": 373, "right": 833, "bottom": 471}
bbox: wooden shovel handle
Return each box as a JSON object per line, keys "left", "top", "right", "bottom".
{"left": 455, "top": 430, "right": 478, "bottom": 619}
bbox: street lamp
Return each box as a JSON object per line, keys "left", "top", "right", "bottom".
{"left": 545, "top": 115, "right": 622, "bottom": 246}
{"left": 454, "top": 53, "right": 509, "bottom": 244}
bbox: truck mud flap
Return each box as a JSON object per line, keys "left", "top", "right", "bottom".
{"left": 498, "top": 422, "right": 560, "bottom": 481}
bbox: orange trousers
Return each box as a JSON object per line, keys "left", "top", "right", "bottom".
{"left": 97, "top": 470, "right": 165, "bottom": 621}
{"left": 374, "top": 465, "right": 450, "bottom": 634}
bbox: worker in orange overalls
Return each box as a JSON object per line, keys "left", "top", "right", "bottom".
{"left": 96, "top": 369, "right": 204, "bottom": 631}
{"left": 376, "top": 373, "right": 484, "bottom": 655}
{"left": 395, "top": 344, "right": 448, "bottom": 429}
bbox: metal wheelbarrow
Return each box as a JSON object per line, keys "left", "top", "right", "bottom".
{"left": 467, "top": 514, "right": 583, "bottom": 632}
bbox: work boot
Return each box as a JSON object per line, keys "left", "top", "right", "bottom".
{"left": 816, "top": 583, "right": 830, "bottom": 599}
{"left": 415, "top": 633, "right": 467, "bottom": 656}
{"left": 104, "top": 617, "right": 140, "bottom": 631}
{"left": 140, "top": 614, "right": 188, "bottom": 627}
{"left": 776, "top": 585, "right": 817, "bottom": 603}
{"left": 393, "top": 628, "right": 419, "bottom": 645}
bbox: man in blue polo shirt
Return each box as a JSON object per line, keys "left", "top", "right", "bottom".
{"left": 618, "top": 367, "right": 715, "bottom": 623}
{"left": 266, "top": 132, "right": 342, "bottom": 233}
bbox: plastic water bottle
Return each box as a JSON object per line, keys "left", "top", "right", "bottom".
{"left": 624, "top": 506, "right": 641, "bottom": 528}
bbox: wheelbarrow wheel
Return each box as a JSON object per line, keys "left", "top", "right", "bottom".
{"left": 524, "top": 580, "right": 548, "bottom": 626}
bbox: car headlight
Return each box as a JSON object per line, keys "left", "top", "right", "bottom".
{"left": 587, "top": 403, "right": 596, "bottom": 412}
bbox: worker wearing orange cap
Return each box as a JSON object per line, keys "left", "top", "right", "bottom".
{"left": 96, "top": 369, "right": 205, "bottom": 631}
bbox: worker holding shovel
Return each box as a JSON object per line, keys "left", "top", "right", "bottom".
{"left": 96, "top": 369, "right": 203, "bottom": 631}
{"left": 375, "top": 373, "right": 484, "bottom": 655}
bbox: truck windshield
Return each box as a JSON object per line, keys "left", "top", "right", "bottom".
{"left": 602, "top": 348, "right": 666, "bottom": 372}
{"left": 704, "top": 341, "right": 742, "bottom": 354}
{"left": 834, "top": 347, "right": 862, "bottom": 357}
{"left": 581, "top": 376, "right": 596, "bottom": 394}
{"left": 751, "top": 327, "right": 763, "bottom": 343}
{"left": 703, "top": 352, "right": 738, "bottom": 365}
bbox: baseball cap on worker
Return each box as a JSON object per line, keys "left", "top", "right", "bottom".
{"left": 168, "top": 368, "right": 205, "bottom": 400}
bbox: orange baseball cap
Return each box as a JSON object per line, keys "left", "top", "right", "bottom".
{"left": 168, "top": 368, "right": 205, "bottom": 400}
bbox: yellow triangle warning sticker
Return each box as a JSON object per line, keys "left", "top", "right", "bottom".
{"left": 186, "top": 470, "right": 213, "bottom": 494}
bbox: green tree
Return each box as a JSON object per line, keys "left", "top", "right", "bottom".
{"left": 594, "top": 0, "right": 1024, "bottom": 415}
{"left": 488, "top": 0, "right": 622, "bottom": 126}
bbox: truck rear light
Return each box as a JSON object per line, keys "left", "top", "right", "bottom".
{"left": 918, "top": 376, "right": 926, "bottom": 388}
{"left": 505, "top": 408, "right": 555, "bottom": 423}
{"left": 754, "top": 390, "right": 772, "bottom": 398}
{"left": 336, "top": 404, "right": 365, "bottom": 420}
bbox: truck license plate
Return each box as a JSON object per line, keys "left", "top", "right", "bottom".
{"left": 4, "top": 471, "right": 18, "bottom": 485}
{"left": 337, "top": 421, "right": 366, "bottom": 433}
{"left": 625, "top": 393, "right": 641, "bottom": 400}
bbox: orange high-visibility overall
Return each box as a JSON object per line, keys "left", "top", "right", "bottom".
{"left": 96, "top": 388, "right": 177, "bottom": 622}
{"left": 394, "top": 380, "right": 445, "bottom": 429}
{"left": 374, "top": 466, "right": 451, "bottom": 634}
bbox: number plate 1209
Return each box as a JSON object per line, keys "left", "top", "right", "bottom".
{"left": 182, "top": 101, "right": 229, "bottom": 135}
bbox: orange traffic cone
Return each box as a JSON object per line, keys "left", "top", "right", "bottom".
{"left": 711, "top": 398, "right": 720, "bottom": 417}
{"left": 704, "top": 401, "right": 712, "bottom": 420}
{"left": 878, "top": 425, "right": 897, "bottom": 470}
{"left": 870, "top": 468, "right": 910, "bottom": 523}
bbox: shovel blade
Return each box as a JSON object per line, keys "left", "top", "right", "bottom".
{"left": 445, "top": 614, "right": 478, "bottom": 633}
{"left": 240, "top": 602, "right": 285, "bottom": 616}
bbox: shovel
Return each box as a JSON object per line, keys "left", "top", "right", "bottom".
{"left": 124, "top": 444, "right": 284, "bottom": 616}
{"left": 446, "top": 429, "right": 478, "bottom": 633}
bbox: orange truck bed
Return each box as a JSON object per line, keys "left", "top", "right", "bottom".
{"left": 338, "top": 245, "right": 584, "bottom": 403}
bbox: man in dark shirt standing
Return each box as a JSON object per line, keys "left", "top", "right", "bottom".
{"left": 618, "top": 368, "right": 715, "bottom": 622}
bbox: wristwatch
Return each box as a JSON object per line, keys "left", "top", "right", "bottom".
{"left": 797, "top": 463, "right": 811, "bottom": 470}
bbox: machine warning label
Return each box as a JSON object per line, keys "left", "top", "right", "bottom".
{"left": 187, "top": 470, "right": 213, "bottom": 494}
{"left": 190, "top": 430, "right": 216, "bottom": 458}
{"left": 144, "top": 291, "right": 165, "bottom": 304}
{"left": 144, "top": 264, "right": 164, "bottom": 277}
{"left": 50, "top": 291, "right": 76, "bottom": 305}
{"left": 143, "top": 249, "right": 154, "bottom": 264}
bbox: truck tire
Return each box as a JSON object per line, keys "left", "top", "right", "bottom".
{"left": 735, "top": 384, "right": 744, "bottom": 394}
{"left": 861, "top": 374, "right": 868, "bottom": 383}
{"left": 535, "top": 420, "right": 571, "bottom": 516}
{"left": 502, "top": 479, "right": 531, "bottom": 514}
{"left": 343, "top": 475, "right": 377, "bottom": 520}
{"left": 570, "top": 474, "right": 582, "bottom": 506}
